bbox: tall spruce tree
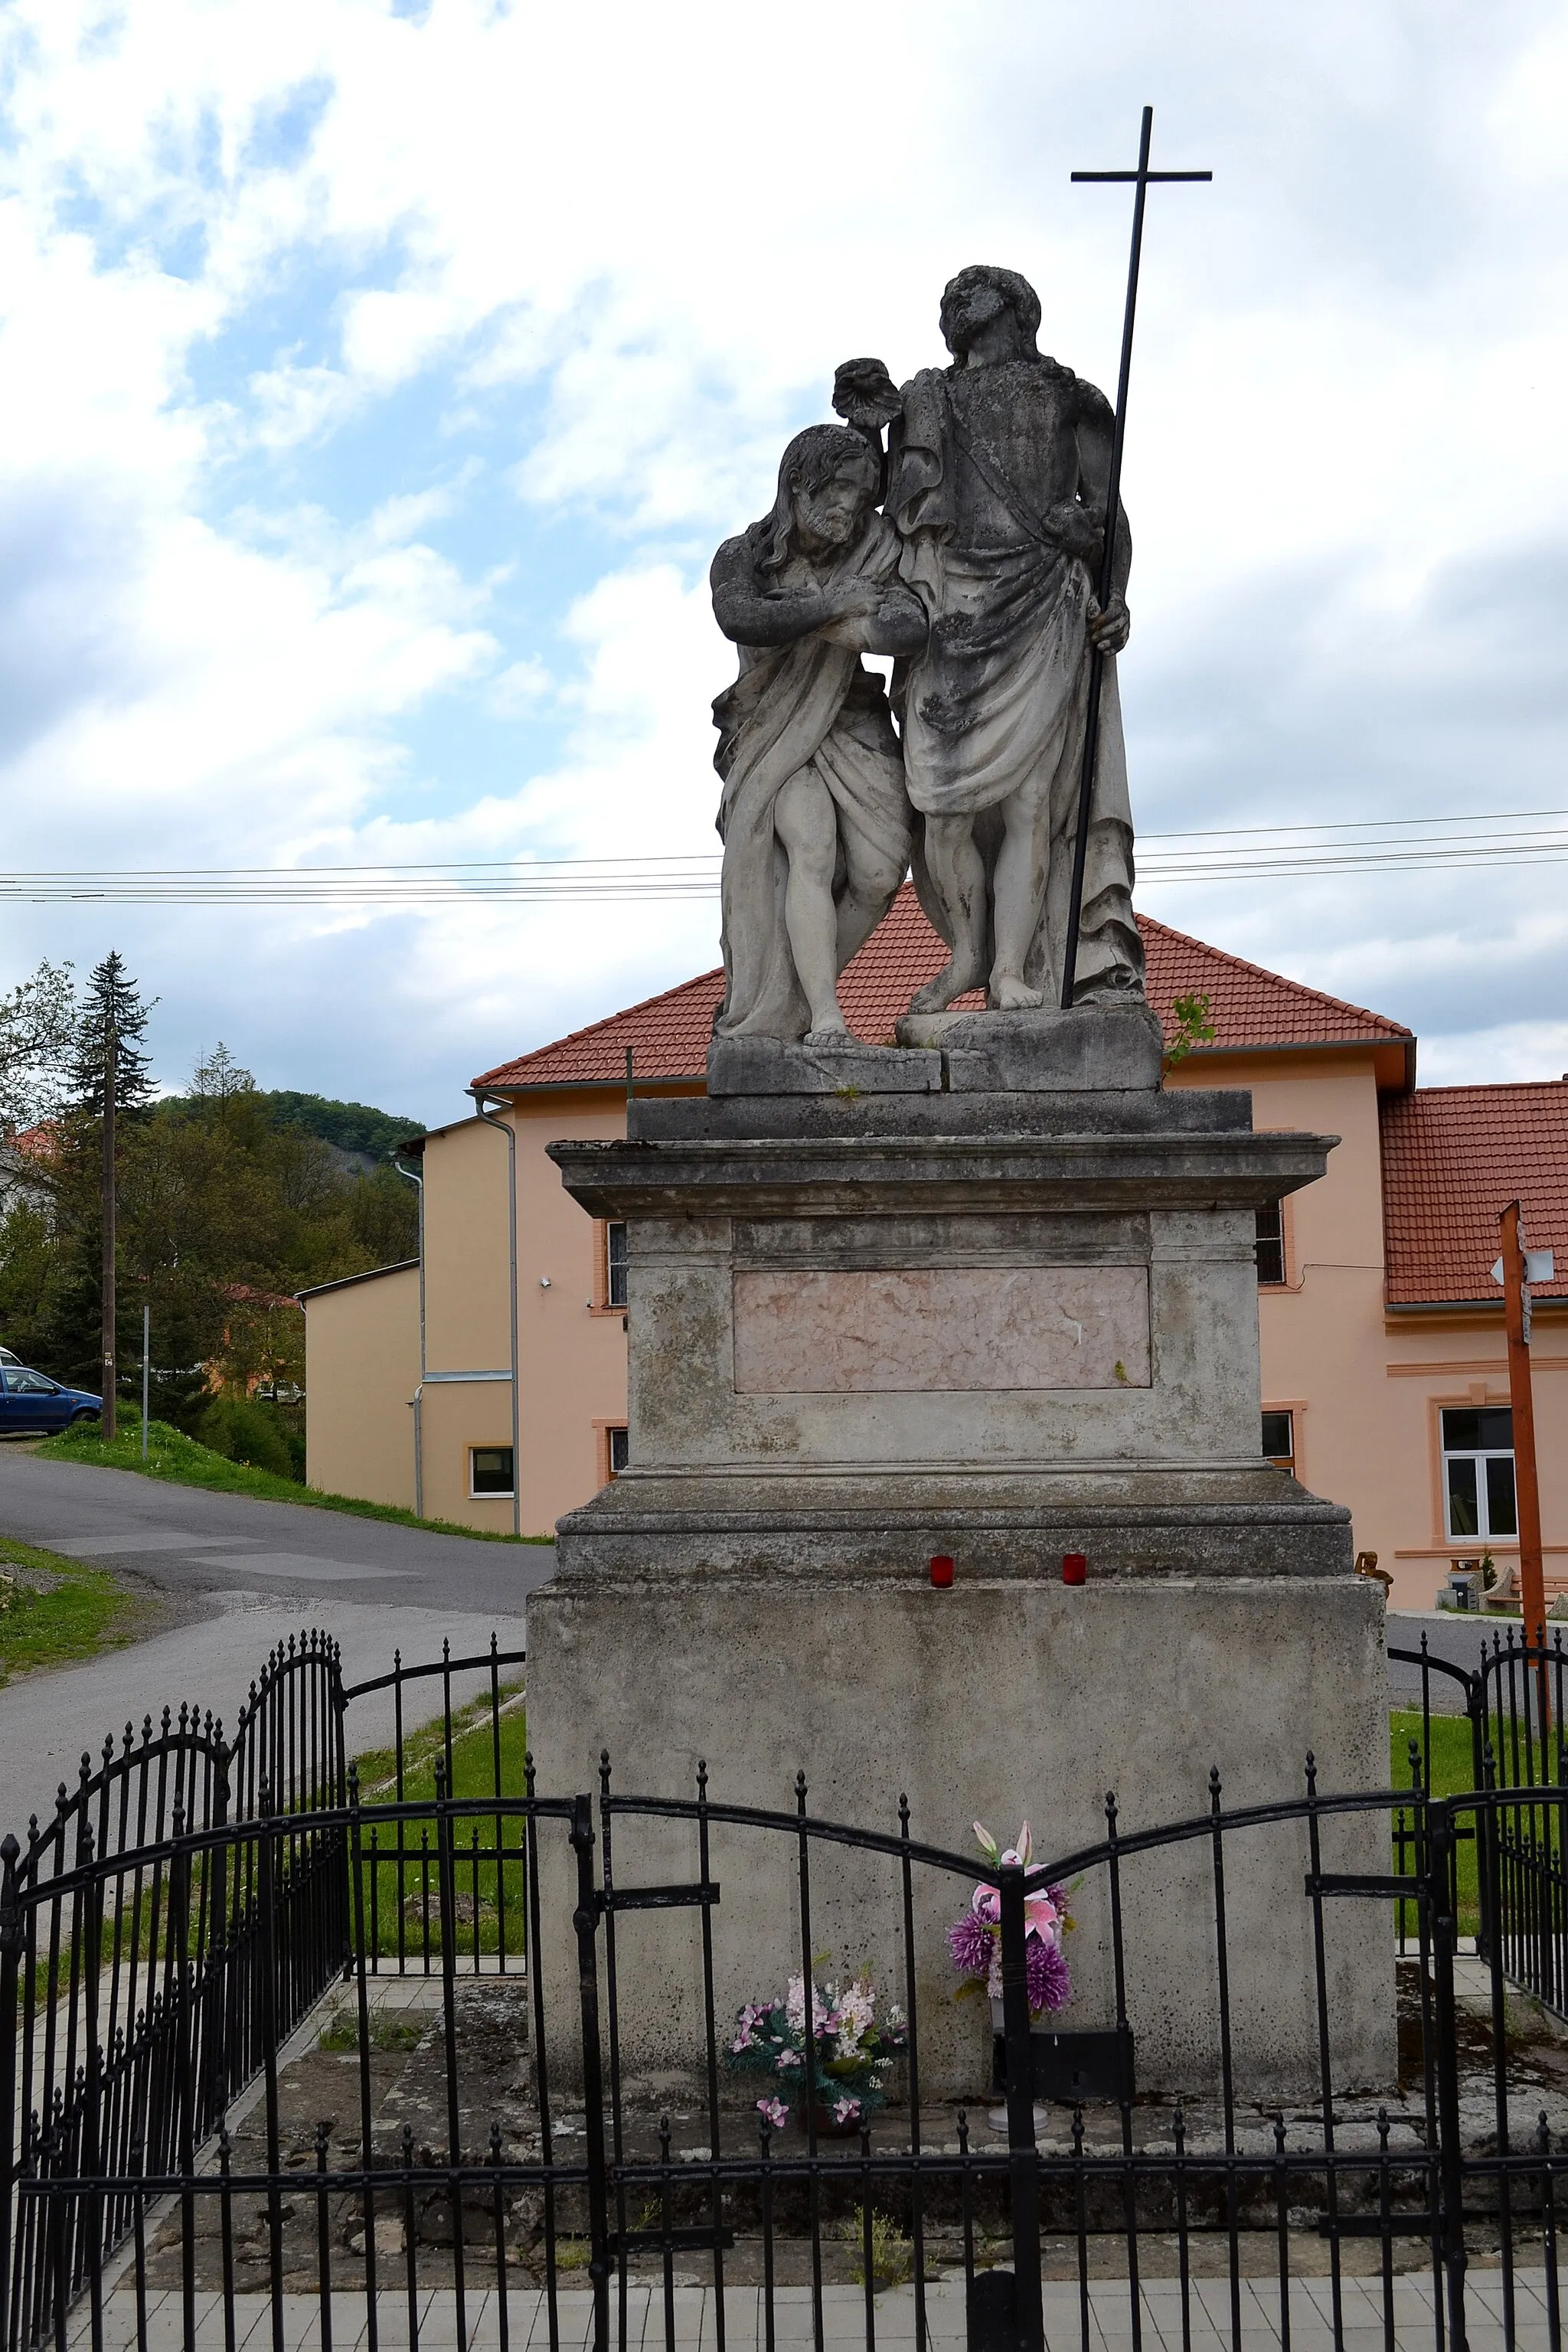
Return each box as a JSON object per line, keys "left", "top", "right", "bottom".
{"left": 67, "top": 953, "right": 155, "bottom": 1116}
{"left": 64, "top": 953, "right": 155, "bottom": 1434}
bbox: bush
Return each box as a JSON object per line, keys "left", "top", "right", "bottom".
{"left": 195, "top": 1395, "right": 299, "bottom": 1481}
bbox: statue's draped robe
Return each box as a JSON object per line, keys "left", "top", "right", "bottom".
{"left": 889, "top": 361, "right": 1143, "bottom": 1004}
{"left": 712, "top": 514, "right": 911, "bottom": 1040}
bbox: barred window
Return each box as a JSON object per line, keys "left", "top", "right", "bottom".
{"left": 606, "top": 1222, "right": 629, "bottom": 1310}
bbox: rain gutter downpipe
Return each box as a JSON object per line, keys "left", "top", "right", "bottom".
{"left": 468, "top": 1088, "right": 521, "bottom": 1537}
{"left": 390, "top": 1149, "right": 426, "bottom": 1518}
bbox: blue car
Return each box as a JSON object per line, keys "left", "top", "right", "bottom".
{"left": 0, "top": 1364, "right": 102, "bottom": 1434}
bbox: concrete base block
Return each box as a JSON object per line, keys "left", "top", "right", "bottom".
{"left": 526, "top": 1573, "right": 1393, "bottom": 2108}
{"left": 707, "top": 1037, "right": 944, "bottom": 1097}
{"left": 556, "top": 1463, "right": 1353, "bottom": 1582}
{"left": 895, "top": 1003, "right": 1165, "bottom": 1091}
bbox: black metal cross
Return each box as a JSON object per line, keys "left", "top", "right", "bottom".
{"left": 1060, "top": 106, "right": 1211, "bottom": 1009}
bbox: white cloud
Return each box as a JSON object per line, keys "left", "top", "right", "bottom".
{"left": 0, "top": 0, "right": 1564, "bottom": 1113}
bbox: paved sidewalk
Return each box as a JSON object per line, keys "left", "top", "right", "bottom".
{"left": 57, "top": 2271, "right": 1550, "bottom": 2352}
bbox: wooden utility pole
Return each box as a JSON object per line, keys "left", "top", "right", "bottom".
{"left": 1499, "top": 1200, "right": 1544, "bottom": 1649}
{"left": 100, "top": 1021, "right": 116, "bottom": 1442}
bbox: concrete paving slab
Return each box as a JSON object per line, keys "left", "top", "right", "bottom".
{"left": 190, "top": 1551, "right": 416, "bottom": 1580}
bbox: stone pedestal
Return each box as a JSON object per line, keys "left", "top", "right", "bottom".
{"left": 526, "top": 1007, "right": 1393, "bottom": 2102}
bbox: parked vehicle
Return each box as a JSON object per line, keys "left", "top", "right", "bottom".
{"left": 0, "top": 1346, "right": 18, "bottom": 1367}
{"left": 0, "top": 1364, "right": 101, "bottom": 1434}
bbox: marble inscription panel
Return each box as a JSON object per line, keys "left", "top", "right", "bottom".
{"left": 732, "top": 1266, "right": 1151, "bottom": 1393}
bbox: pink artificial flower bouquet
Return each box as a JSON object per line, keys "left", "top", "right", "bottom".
{"left": 946, "top": 1821, "right": 1073, "bottom": 2018}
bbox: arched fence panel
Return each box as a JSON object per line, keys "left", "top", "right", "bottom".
{"left": 8, "top": 1628, "right": 1568, "bottom": 2352}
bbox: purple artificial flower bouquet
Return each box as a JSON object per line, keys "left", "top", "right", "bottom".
{"left": 947, "top": 1821, "right": 1073, "bottom": 2018}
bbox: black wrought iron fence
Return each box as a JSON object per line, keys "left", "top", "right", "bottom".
{"left": 1392, "top": 1631, "right": 1568, "bottom": 2016}
{"left": 9, "top": 1628, "right": 1568, "bottom": 2352}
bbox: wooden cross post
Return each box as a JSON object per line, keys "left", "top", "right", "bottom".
{"left": 1061, "top": 106, "right": 1210, "bottom": 1009}
{"left": 1499, "top": 1202, "right": 1547, "bottom": 1679}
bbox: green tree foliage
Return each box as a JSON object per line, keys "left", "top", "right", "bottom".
{"left": 196, "top": 1395, "right": 299, "bottom": 1480}
{"left": 0, "top": 1016, "right": 419, "bottom": 1445}
{"left": 256, "top": 1091, "right": 424, "bottom": 1161}
{"left": 0, "top": 960, "right": 78, "bottom": 1133}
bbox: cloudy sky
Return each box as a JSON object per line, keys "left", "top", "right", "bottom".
{"left": 0, "top": 0, "right": 1564, "bottom": 1124}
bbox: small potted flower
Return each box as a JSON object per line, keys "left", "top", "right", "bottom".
{"left": 947, "top": 1820, "right": 1073, "bottom": 2041}
{"left": 726, "top": 1968, "right": 906, "bottom": 2135}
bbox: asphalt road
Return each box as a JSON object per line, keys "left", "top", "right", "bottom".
{"left": 1387, "top": 1609, "right": 1538, "bottom": 1710}
{"left": 0, "top": 1443, "right": 557, "bottom": 1836}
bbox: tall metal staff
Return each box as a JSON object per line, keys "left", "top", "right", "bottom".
{"left": 1060, "top": 106, "right": 1210, "bottom": 1008}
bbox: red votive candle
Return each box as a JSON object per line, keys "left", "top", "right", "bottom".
{"left": 1062, "top": 1553, "right": 1088, "bottom": 1586}
{"left": 929, "top": 1554, "right": 955, "bottom": 1588}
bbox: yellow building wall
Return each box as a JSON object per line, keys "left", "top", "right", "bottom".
{"left": 1168, "top": 1050, "right": 1392, "bottom": 1586}
{"left": 415, "top": 1113, "right": 519, "bottom": 1532}
{"left": 390, "top": 1091, "right": 673, "bottom": 1537}
{"left": 303, "top": 1264, "right": 420, "bottom": 1508}
{"left": 1170, "top": 1048, "right": 1566, "bottom": 1612}
{"left": 1374, "top": 1311, "right": 1568, "bottom": 1612}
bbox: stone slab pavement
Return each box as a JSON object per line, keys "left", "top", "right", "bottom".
{"left": 59, "top": 2271, "right": 1550, "bottom": 2352}
{"left": 0, "top": 1444, "right": 558, "bottom": 1835}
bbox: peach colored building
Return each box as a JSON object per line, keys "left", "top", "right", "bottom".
{"left": 301, "top": 890, "right": 1566, "bottom": 1606}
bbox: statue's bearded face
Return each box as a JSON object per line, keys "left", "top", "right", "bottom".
{"left": 789, "top": 453, "right": 874, "bottom": 551}
{"left": 941, "top": 277, "right": 1010, "bottom": 355}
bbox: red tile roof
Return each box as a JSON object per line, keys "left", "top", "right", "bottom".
{"left": 1139, "top": 919, "right": 1412, "bottom": 1055}
{"left": 474, "top": 886, "right": 1413, "bottom": 1092}
{"left": 1380, "top": 1083, "right": 1568, "bottom": 1305}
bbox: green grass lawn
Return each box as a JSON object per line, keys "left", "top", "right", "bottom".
{"left": 351, "top": 1681, "right": 530, "bottom": 1958}
{"left": 0, "top": 1536, "right": 135, "bottom": 1687}
{"left": 34, "top": 1415, "right": 551, "bottom": 1543}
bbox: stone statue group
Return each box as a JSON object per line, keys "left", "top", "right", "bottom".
{"left": 710, "top": 264, "right": 1145, "bottom": 1047}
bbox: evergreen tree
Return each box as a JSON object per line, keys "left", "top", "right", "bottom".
{"left": 67, "top": 952, "right": 156, "bottom": 1116}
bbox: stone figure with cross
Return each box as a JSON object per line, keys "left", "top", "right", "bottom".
{"left": 709, "top": 111, "right": 1209, "bottom": 1049}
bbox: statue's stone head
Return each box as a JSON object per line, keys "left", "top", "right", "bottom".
{"left": 939, "top": 264, "right": 1042, "bottom": 361}
{"left": 755, "top": 424, "right": 880, "bottom": 573}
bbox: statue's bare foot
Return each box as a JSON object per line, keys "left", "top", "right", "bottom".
{"left": 992, "top": 975, "right": 1045, "bottom": 1011}
{"left": 908, "top": 959, "right": 986, "bottom": 1015}
{"left": 803, "top": 1021, "right": 851, "bottom": 1046}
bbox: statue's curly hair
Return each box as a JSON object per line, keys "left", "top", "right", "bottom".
{"left": 750, "top": 425, "right": 879, "bottom": 577}
{"left": 939, "top": 264, "right": 1042, "bottom": 359}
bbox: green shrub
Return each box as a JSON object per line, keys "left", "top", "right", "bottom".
{"left": 196, "top": 1394, "right": 299, "bottom": 1481}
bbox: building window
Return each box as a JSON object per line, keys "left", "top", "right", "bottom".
{"left": 1255, "top": 1203, "right": 1285, "bottom": 1286}
{"left": 607, "top": 1426, "right": 629, "bottom": 1476}
{"left": 606, "top": 1221, "right": 629, "bottom": 1310}
{"left": 1441, "top": 1408, "right": 1516, "bottom": 1541}
{"left": 470, "top": 1445, "right": 515, "bottom": 1498}
{"left": 1262, "top": 1411, "right": 1295, "bottom": 1475}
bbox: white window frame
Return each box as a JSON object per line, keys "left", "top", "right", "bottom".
{"left": 469, "top": 1443, "right": 516, "bottom": 1501}
{"left": 1440, "top": 1410, "right": 1516, "bottom": 1544}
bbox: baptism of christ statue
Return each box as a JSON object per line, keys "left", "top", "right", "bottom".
{"left": 710, "top": 112, "right": 1208, "bottom": 1044}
